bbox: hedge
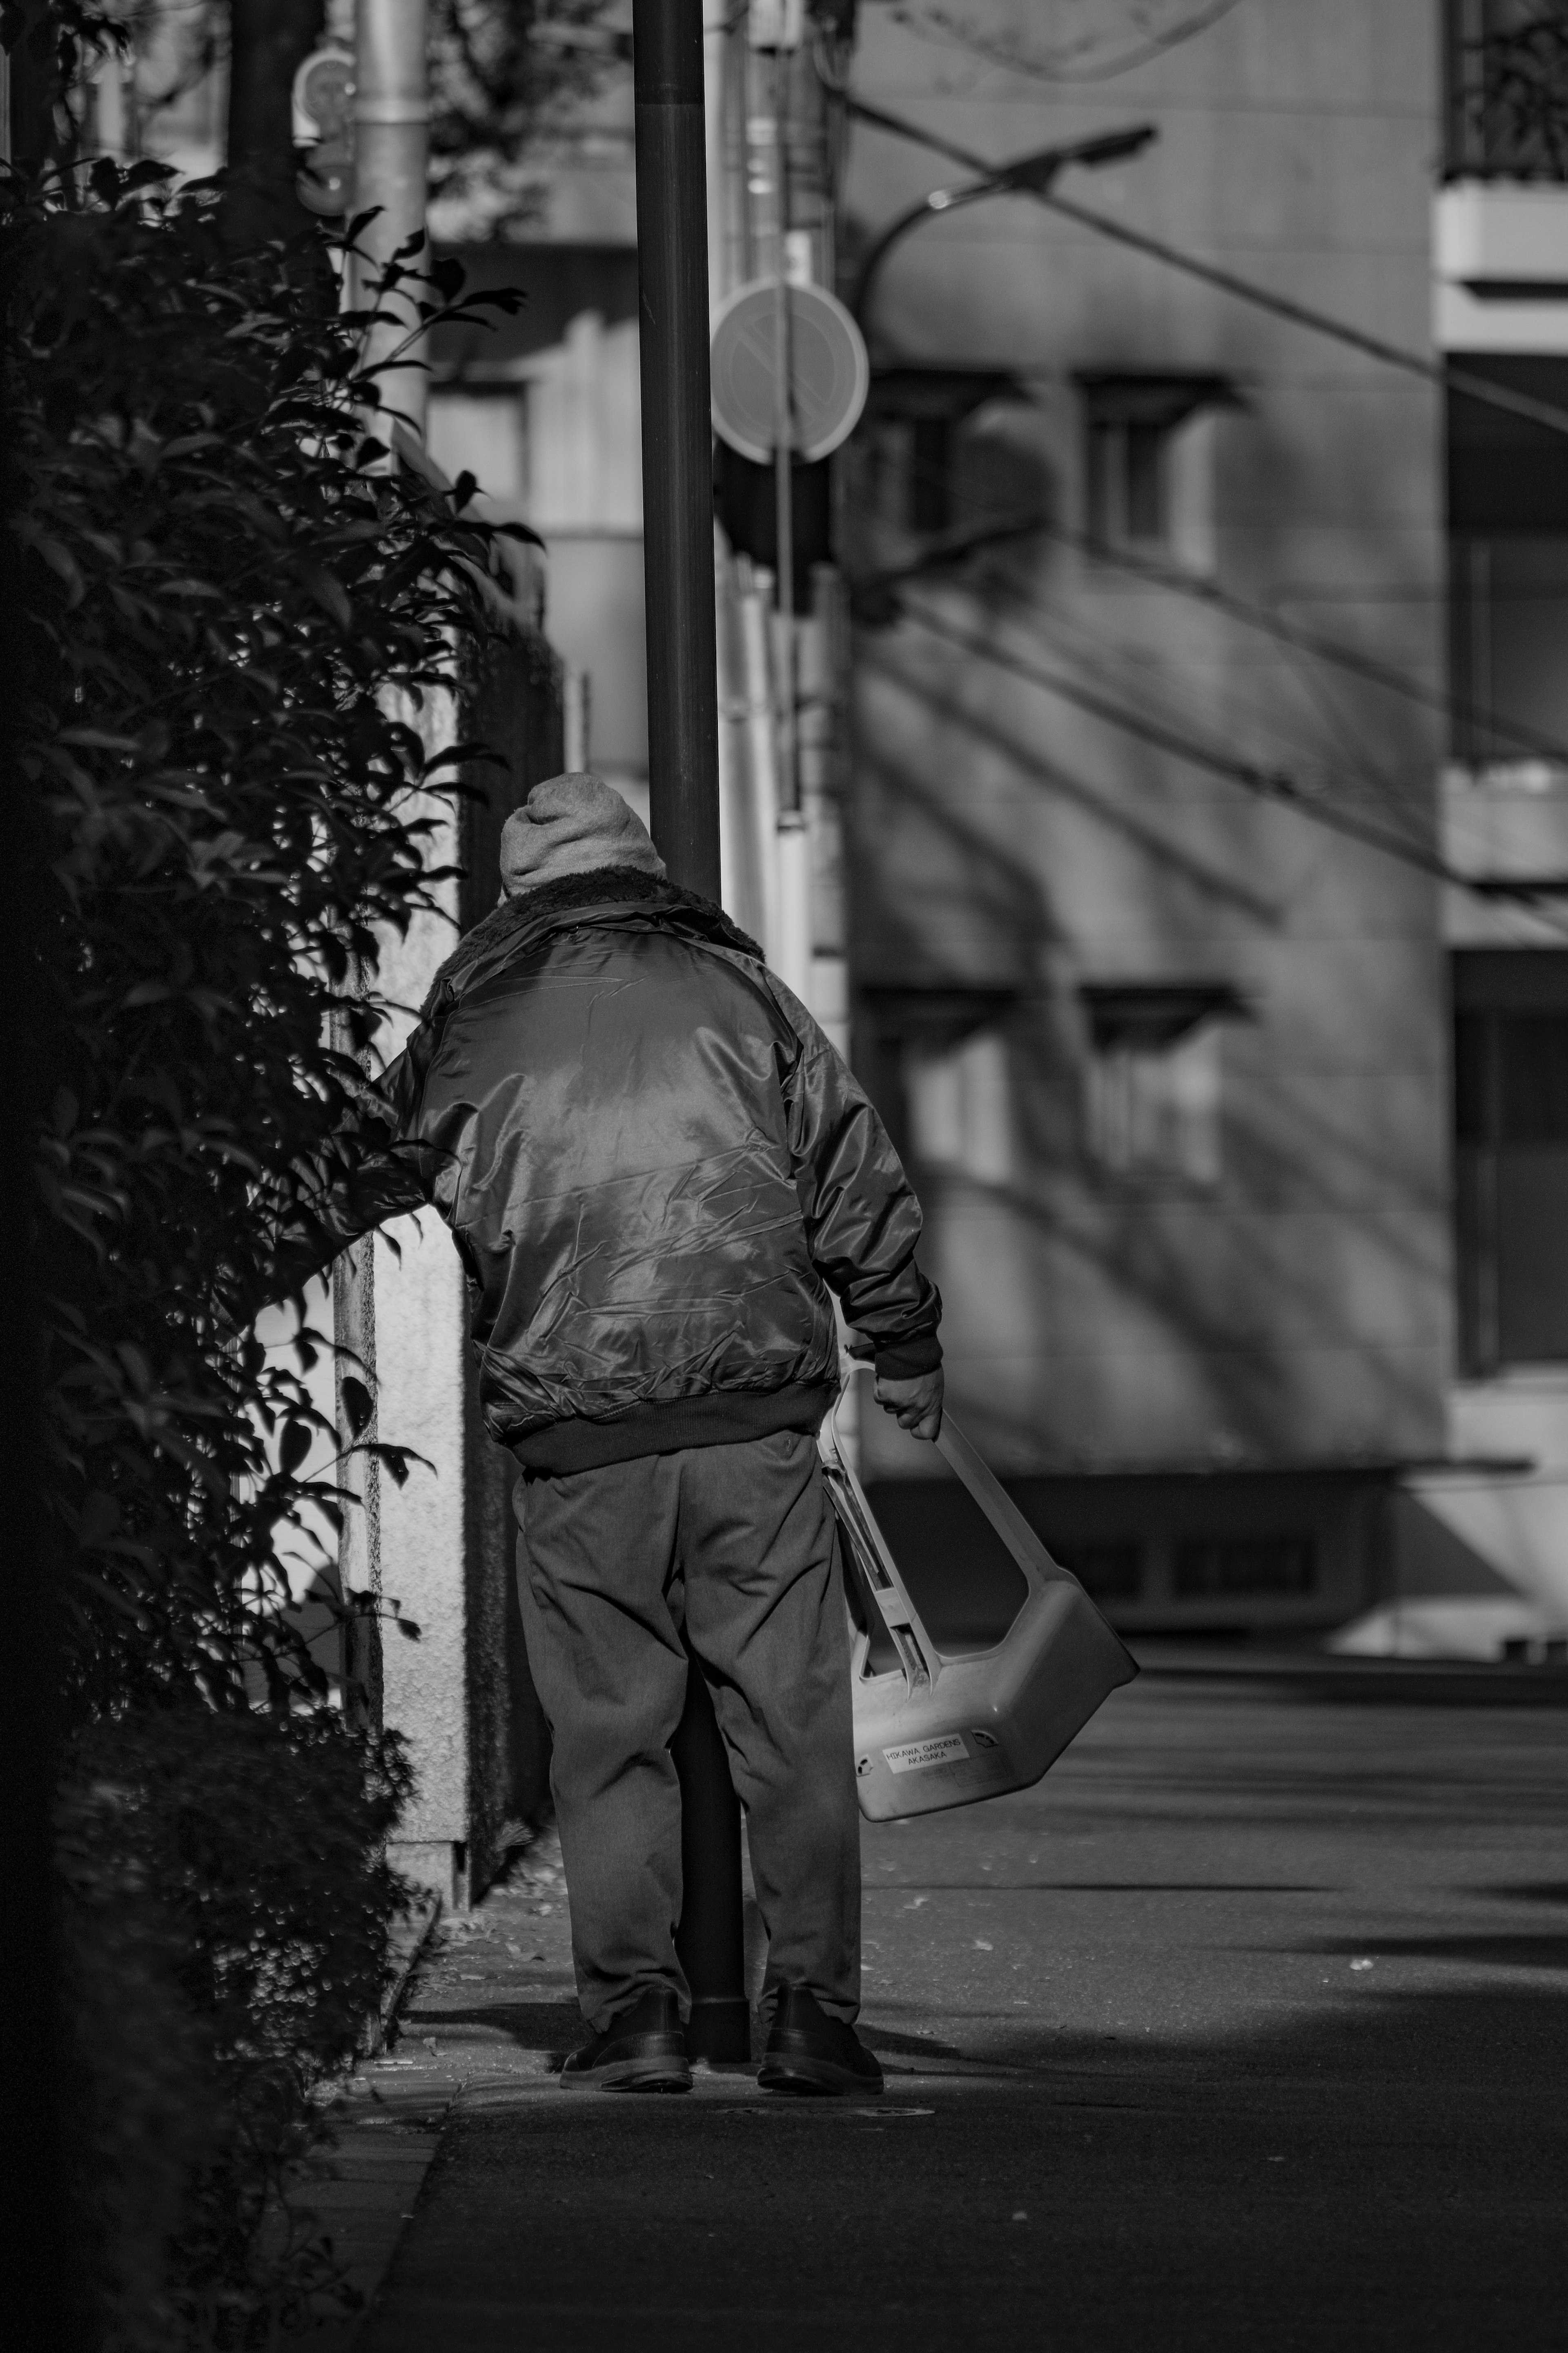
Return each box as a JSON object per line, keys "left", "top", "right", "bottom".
{"left": 6, "top": 148, "right": 526, "bottom": 2344}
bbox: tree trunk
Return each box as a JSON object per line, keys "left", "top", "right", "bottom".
{"left": 5, "top": 0, "right": 72, "bottom": 167}
{"left": 225, "top": 0, "right": 325, "bottom": 246}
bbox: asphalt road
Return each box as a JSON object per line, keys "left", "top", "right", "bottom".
{"left": 350, "top": 1653, "right": 1568, "bottom": 2351}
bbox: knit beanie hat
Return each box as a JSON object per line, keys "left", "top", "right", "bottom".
{"left": 498, "top": 772, "right": 666, "bottom": 900}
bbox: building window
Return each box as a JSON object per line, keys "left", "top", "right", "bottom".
{"left": 1172, "top": 1534, "right": 1316, "bottom": 1601}
{"left": 1454, "top": 949, "right": 1568, "bottom": 1371}
{"left": 1448, "top": 357, "right": 1568, "bottom": 774}
{"left": 904, "top": 1027, "right": 1013, "bottom": 1187}
{"left": 1082, "top": 984, "right": 1242, "bottom": 1190}
{"left": 427, "top": 384, "right": 530, "bottom": 507}
{"left": 1450, "top": 535, "right": 1568, "bottom": 772}
{"left": 909, "top": 416, "right": 953, "bottom": 533}
{"left": 863, "top": 367, "right": 1035, "bottom": 541}
{"left": 1078, "top": 374, "right": 1236, "bottom": 555}
{"left": 1087, "top": 414, "right": 1166, "bottom": 545}
{"left": 1054, "top": 1540, "right": 1144, "bottom": 1604}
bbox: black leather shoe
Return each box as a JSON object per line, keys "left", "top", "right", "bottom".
{"left": 560, "top": 1986, "right": 692, "bottom": 2092}
{"left": 757, "top": 1986, "right": 884, "bottom": 2097}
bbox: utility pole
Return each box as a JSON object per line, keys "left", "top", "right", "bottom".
{"left": 633, "top": 0, "right": 748, "bottom": 2063}
{"left": 635, "top": 0, "right": 723, "bottom": 900}
{"left": 756, "top": 0, "right": 812, "bottom": 1010}
{"left": 225, "top": 0, "right": 324, "bottom": 245}
{"left": 770, "top": 34, "right": 797, "bottom": 823}
{"left": 354, "top": 0, "right": 430, "bottom": 442}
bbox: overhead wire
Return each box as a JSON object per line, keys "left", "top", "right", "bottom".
{"left": 855, "top": 446, "right": 1568, "bottom": 767}
{"left": 894, "top": 592, "right": 1568, "bottom": 929}
{"left": 842, "top": 92, "right": 1568, "bottom": 446}
{"left": 836, "top": 81, "right": 1568, "bottom": 912}
{"left": 967, "top": 576, "right": 1443, "bottom": 868}
{"left": 865, "top": 461, "right": 1534, "bottom": 887}
{"left": 886, "top": 2, "right": 1249, "bottom": 87}
{"left": 857, "top": 429, "right": 1555, "bottom": 887}
{"left": 997, "top": 578, "right": 1434, "bottom": 849}
{"left": 1270, "top": 622, "right": 1428, "bottom": 834}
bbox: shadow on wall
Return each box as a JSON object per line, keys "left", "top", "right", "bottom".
{"left": 850, "top": 629, "right": 1446, "bottom": 1477}
{"left": 851, "top": 743, "right": 1053, "bottom": 1171}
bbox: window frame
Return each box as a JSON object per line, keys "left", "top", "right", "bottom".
{"left": 1076, "top": 372, "right": 1237, "bottom": 558}
{"left": 1080, "top": 982, "right": 1245, "bottom": 1195}
{"left": 1452, "top": 949, "right": 1568, "bottom": 1374}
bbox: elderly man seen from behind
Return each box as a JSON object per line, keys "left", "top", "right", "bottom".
{"left": 310, "top": 772, "right": 943, "bottom": 2094}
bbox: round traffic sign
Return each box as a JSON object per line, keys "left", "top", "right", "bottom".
{"left": 293, "top": 43, "right": 354, "bottom": 140}
{"left": 710, "top": 279, "right": 870, "bottom": 464}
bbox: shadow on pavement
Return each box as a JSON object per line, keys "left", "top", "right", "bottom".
{"left": 359, "top": 1658, "right": 1568, "bottom": 2350}
{"left": 858, "top": 2023, "right": 967, "bottom": 2062}
{"left": 359, "top": 1980, "right": 1568, "bottom": 2353}
{"left": 408, "top": 1998, "right": 581, "bottom": 2052}
{"left": 1308, "top": 1931, "right": 1568, "bottom": 1971}
{"left": 407, "top": 2003, "right": 972, "bottom": 2068}
{"left": 1137, "top": 1654, "right": 1568, "bottom": 1709}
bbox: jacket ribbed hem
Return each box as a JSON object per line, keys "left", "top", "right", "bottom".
{"left": 873, "top": 1330, "right": 943, "bottom": 1379}
{"left": 508, "top": 1381, "right": 839, "bottom": 1479}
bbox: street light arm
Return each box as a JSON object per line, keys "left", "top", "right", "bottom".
{"left": 994, "top": 123, "right": 1156, "bottom": 191}
{"left": 849, "top": 122, "right": 1156, "bottom": 340}
{"left": 851, "top": 178, "right": 1009, "bottom": 327}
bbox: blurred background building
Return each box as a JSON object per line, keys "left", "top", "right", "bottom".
{"left": 838, "top": 2, "right": 1453, "bottom": 1656}
{"left": 844, "top": 0, "right": 1568, "bottom": 1663}
{"left": 93, "top": 2, "right": 1568, "bottom": 1838}
{"left": 418, "top": 0, "right": 1568, "bottom": 1661}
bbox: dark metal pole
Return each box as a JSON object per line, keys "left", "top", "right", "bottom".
{"left": 633, "top": 0, "right": 748, "bottom": 2063}
{"left": 634, "top": 0, "right": 722, "bottom": 901}
{"left": 670, "top": 1655, "right": 748, "bottom": 2060}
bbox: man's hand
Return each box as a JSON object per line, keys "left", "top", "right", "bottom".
{"left": 874, "top": 1366, "right": 944, "bottom": 1441}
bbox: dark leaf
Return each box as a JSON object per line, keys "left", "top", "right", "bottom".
{"left": 278, "top": 1419, "right": 313, "bottom": 1478}
{"left": 340, "top": 1376, "right": 374, "bottom": 1437}
{"left": 300, "top": 561, "right": 353, "bottom": 630}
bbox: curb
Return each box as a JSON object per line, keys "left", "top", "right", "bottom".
{"left": 363, "top": 1891, "right": 442, "bottom": 2058}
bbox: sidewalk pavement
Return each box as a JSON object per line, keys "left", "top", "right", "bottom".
{"left": 316, "top": 1650, "right": 1568, "bottom": 2350}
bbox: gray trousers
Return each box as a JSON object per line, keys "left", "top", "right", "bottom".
{"left": 513, "top": 1429, "right": 861, "bottom": 2034}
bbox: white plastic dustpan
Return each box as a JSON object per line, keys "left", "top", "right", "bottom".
{"left": 819, "top": 1405, "right": 1137, "bottom": 1822}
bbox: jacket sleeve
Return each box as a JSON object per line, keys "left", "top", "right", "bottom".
{"left": 267, "top": 1039, "right": 432, "bottom": 1298}
{"left": 770, "top": 977, "right": 942, "bottom": 1376}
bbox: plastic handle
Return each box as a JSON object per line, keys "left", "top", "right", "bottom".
{"left": 820, "top": 1407, "right": 944, "bottom": 1694}
{"left": 934, "top": 1416, "right": 1080, "bottom": 1598}
{"left": 822, "top": 1400, "right": 1093, "bottom": 1708}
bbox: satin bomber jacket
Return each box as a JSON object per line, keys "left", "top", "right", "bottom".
{"left": 321, "top": 880, "right": 941, "bottom": 1476}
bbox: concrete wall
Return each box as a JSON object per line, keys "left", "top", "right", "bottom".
{"left": 844, "top": 0, "right": 1452, "bottom": 1490}
{"left": 349, "top": 630, "right": 563, "bottom": 1905}
{"left": 355, "top": 776, "right": 491, "bottom": 1909}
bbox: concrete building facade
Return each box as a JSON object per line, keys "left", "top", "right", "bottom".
{"left": 840, "top": 4, "right": 1452, "bottom": 1639}
{"left": 420, "top": 1, "right": 1568, "bottom": 1659}
{"left": 840, "top": 0, "right": 1568, "bottom": 1654}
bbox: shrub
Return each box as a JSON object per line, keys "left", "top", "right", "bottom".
{"left": 4, "top": 149, "right": 531, "bottom": 2345}
{"left": 8, "top": 161, "right": 521, "bottom": 1714}
{"left": 59, "top": 1708, "right": 412, "bottom": 2347}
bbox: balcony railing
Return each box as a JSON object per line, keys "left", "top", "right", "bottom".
{"left": 1446, "top": 0, "right": 1568, "bottom": 181}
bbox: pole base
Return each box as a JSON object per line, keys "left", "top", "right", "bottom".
{"left": 685, "top": 1995, "right": 752, "bottom": 2065}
